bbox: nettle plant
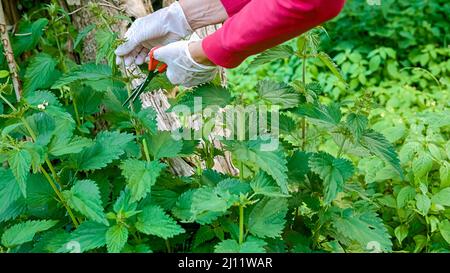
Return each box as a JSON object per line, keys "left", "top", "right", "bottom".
{"left": 0, "top": 8, "right": 402, "bottom": 253}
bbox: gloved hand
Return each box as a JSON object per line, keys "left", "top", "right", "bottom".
{"left": 153, "top": 41, "right": 219, "bottom": 88}
{"left": 115, "top": 2, "right": 193, "bottom": 66}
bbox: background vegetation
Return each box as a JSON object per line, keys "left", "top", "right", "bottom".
{"left": 0, "top": 0, "right": 449, "bottom": 253}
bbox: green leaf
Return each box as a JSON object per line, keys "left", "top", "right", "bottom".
{"left": 65, "top": 221, "right": 108, "bottom": 253}
{"left": 7, "top": 149, "right": 32, "bottom": 197}
{"left": 359, "top": 129, "right": 403, "bottom": 178}
{"left": 135, "top": 108, "right": 158, "bottom": 134}
{"left": 146, "top": 131, "right": 183, "bottom": 160}
{"left": 333, "top": 206, "right": 392, "bottom": 252}
{"left": 439, "top": 220, "right": 450, "bottom": 245}
{"left": 63, "top": 180, "right": 108, "bottom": 225}
{"left": 287, "top": 151, "right": 311, "bottom": 182}
{"left": 25, "top": 90, "right": 61, "bottom": 107}
{"left": 52, "top": 63, "right": 116, "bottom": 91}
{"left": 24, "top": 53, "right": 59, "bottom": 94}
{"left": 120, "top": 159, "right": 165, "bottom": 202}
{"left": 1, "top": 220, "right": 58, "bottom": 248}
{"left": 74, "top": 24, "right": 95, "bottom": 49}
{"left": 95, "top": 29, "right": 117, "bottom": 64}
{"left": 248, "top": 45, "right": 294, "bottom": 67}
{"left": 248, "top": 198, "right": 288, "bottom": 238}
{"left": 317, "top": 52, "right": 346, "bottom": 85}
{"left": 214, "top": 237, "right": 267, "bottom": 253}
{"left": 256, "top": 80, "right": 300, "bottom": 110}
{"left": 309, "top": 152, "right": 354, "bottom": 204}
{"left": 106, "top": 224, "right": 128, "bottom": 253}
{"left": 191, "top": 187, "right": 231, "bottom": 224}
{"left": 412, "top": 151, "right": 433, "bottom": 178}
{"left": 415, "top": 194, "right": 431, "bottom": 216}
{"left": 0, "top": 168, "right": 22, "bottom": 213}
{"left": 71, "top": 131, "right": 134, "bottom": 171}
{"left": 369, "top": 55, "right": 381, "bottom": 72}
{"left": 227, "top": 139, "right": 289, "bottom": 194}
{"left": 346, "top": 113, "right": 368, "bottom": 140}
{"left": 49, "top": 136, "right": 93, "bottom": 157}
{"left": 25, "top": 112, "right": 56, "bottom": 146}
{"left": 250, "top": 171, "right": 288, "bottom": 197}
{"left": 12, "top": 18, "right": 49, "bottom": 56}
{"left": 396, "top": 186, "right": 416, "bottom": 208}
{"left": 431, "top": 188, "right": 450, "bottom": 207}
{"left": 175, "top": 84, "right": 232, "bottom": 112}
{"left": 216, "top": 178, "right": 251, "bottom": 196}
{"left": 394, "top": 225, "right": 408, "bottom": 245}
{"left": 294, "top": 102, "right": 342, "bottom": 128}
{"left": 172, "top": 189, "right": 195, "bottom": 222}
{"left": 135, "top": 205, "right": 185, "bottom": 239}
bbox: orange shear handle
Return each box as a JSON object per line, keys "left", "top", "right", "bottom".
{"left": 148, "top": 46, "right": 168, "bottom": 73}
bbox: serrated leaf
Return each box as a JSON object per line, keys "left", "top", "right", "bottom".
{"left": 12, "top": 18, "right": 49, "bottom": 56}
{"left": 135, "top": 205, "right": 184, "bottom": 239}
{"left": 64, "top": 221, "right": 108, "bottom": 253}
{"left": 0, "top": 168, "right": 22, "bottom": 213}
{"left": 175, "top": 84, "right": 232, "bottom": 112}
{"left": 63, "top": 180, "right": 108, "bottom": 225}
{"left": 214, "top": 237, "right": 267, "bottom": 253}
{"left": 49, "top": 136, "right": 93, "bottom": 157}
{"left": 256, "top": 80, "right": 300, "bottom": 110}
{"left": 317, "top": 52, "right": 346, "bottom": 85}
{"left": 309, "top": 152, "right": 354, "bottom": 204}
{"left": 250, "top": 171, "right": 288, "bottom": 197}
{"left": 346, "top": 113, "right": 368, "bottom": 140}
{"left": 146, "top": 131, "right": 183, "bottom": 160}
{"left": 226, "top": 139, "right": 289, "bottom": 194}
{"left": 74, "top": 24, "right": 95, "bottom": 49}
{"left": 71, "top": 131, "right": 134, "bottom": 171}
{"left": 359, "top": 129, "right": 403, "bottom": 178}
{"left": 25, "top": 90, "right": 61, "bottom": 107}
{"left": 294, "top": 102, "right": 342, "bottom": 128}
{"left": 135, "top": 107, "right": 158, "bottom": 134}
{"left": 191, "top": 187, "right": 230, "bottom": 224}
{"left": 52, "top": 63, "right": 116, "bottom": 91}
{"left": 25, "top": 112, "right": 56, "bottom": 146}
{"left": 172, "top": 189, "right": 195, "bottom": 222}
{"left": 1, "top": 220, "right": 58, "bottom": 248}
{"left": 24, "top": 53, "right": 59, "bottom": 94}
{"left": 248, "top": 45, "right": 294, "bottom": 67}
{"left": 95, "top": 29, "right": 117, "bottom": 64}
{"left": 333, "top": 206, "right": 392, "bottom": 252}
{"left": 120, "top": 159, "right": 165, "bottom": 202}
{"left": 106, "top": 224, "right": 128, "bottom": 253}
{"left": 7, "top": 149, "right": 32, "bottom": 197}
{"left": 248, "top": 198, "right": 288, "bottom": 238}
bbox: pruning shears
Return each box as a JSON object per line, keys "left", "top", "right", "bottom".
{"left": 122, "top": 47, "right": 168, "bottom": 107}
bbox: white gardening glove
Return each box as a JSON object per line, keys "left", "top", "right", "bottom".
{"left": 115, "top": 2, "right": 193, "bottom": 66}
{"left": 153, "top": 41, "right": 219, "bottom": 88}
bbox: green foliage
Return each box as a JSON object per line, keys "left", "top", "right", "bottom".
{"left": 0, "top": 0, "right": 448, "bottom": 254}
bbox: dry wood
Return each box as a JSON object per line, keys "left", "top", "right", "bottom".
{"left": 0, "top": 0, "right": 21, "bottom": 101}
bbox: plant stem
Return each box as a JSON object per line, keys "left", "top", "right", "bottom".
{"left": 71, "top": 91, "right": 82, "bottom": 127}
{"left": 20, "top": 117, "right": 37, "bottom": 140}
{"left": 45, "top": 158, "right": 63, "bottom": 188}
{"left": 40, "top": 165, "right": 79, "bottom": 227}
{"left": 0, "top": 93, "right": 17, "bottom": 111}
{"left": 142, "top": 138, "right": 151, "bottom": 162}
{"left": 301, "top": 43, "right": 308, "bottom": 150}
{"left": 239, "top": 205, "right": 244, "bottom": 245}
{"left": 165, "top": 239, "right": 172, "bottom": 253}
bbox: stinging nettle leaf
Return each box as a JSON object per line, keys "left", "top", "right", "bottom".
{"left": 120, "top": 159, "right": 166, "bottom": 202}
{"left": 256, "top": 80, "right": 300, "bottom": 110}
{"left": 248, "top": 198, "right": 288, "bottom": 238}
{"left": 248, "top": 45, "right": 294, "bottom": 68}
{"left": 309, "top": 152, "right": 354, "bottom": 204}
{"left": 63, "top": 180, "right": 108, "bottom": 225}
{"left": 106, "top": 224, "right": 128, "bottom": 253}
{"left": 24, "top": 53, "right": 59, "bottom": 94}
{"left": 7, "top": 149, "right": 32, "bottom": 197}
{"left": 135, "top": 205, "right": 184, "bottom": 239}
{"left": 1, "top": 220, "right": 58, "bottom": 248}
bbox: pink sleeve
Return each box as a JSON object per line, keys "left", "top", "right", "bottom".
{"left": 220, "top": 0, "right": 251, "bottom": 16}
{"left": 203, "top": 0, "right": 346, "bottom": 68}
